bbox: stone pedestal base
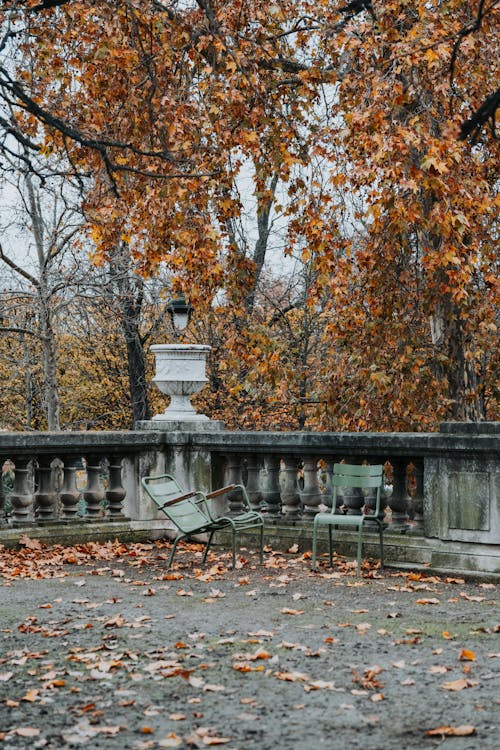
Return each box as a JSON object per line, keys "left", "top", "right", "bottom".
{"left": 136, "top": 419, "right": 225, "bottom": 432}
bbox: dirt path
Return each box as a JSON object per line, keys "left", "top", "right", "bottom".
{"left": 0, "top": 541, "right": 498, "bottom": 749}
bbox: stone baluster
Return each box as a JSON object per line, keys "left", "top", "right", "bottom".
{"left": 60, "top": 460, "right": 82, "bottom": 520}
{"left": 224, "top": 454, "right": 245, "bottom": 514}
{"left": 388, "top": 458, "right": 409, "bottom": 531}
{"left": 260, "top": 456, "right": 282, "bottom": 517}
{"left": 408, "top": 459, "right": 424, "bottom": 534}
{"left": 10, "top": 458, "right": 34, "bottom": 525}
{"left": 280, "top": 455, "right": 301, "bottom": 519}
{"left": 34, "top": 457, "right": 58, "bottom": 522}
{"left": 106, "top": 458, "right": 127, "bottom": 518}
{"left": 83, "top": 455, "right": 105, "bottom": 518}
{"left": 244, "top": 456, "right": 263, "bottom": 511}
{"left": 299, "top": 457, "right": 322, "bottom": 516}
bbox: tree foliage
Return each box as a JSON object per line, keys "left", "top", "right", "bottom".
{"left": 0, "top": 1, "right": 498, "bottom": 430}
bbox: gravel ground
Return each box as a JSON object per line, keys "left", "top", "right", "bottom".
{"left": 0, "top": 540, "right": 498, "bottom": 750}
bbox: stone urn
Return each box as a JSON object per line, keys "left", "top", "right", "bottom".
{"left": 151, "top": 344, "right": 211, "bottom": 422}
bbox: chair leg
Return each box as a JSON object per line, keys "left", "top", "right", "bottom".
{"left": 356, "top": 529, "right": 363, "bottom": 576}
{"left": 202, "top": 530, "right": 216, "bottom": 564}
{"left": 259, "top": 523, "right": 264, "bottom": 564}
{"left": 328, "top": 525, "right": 333, "bottom": 567}
{"left": 230, "top": 525, "right": 237, "bottom": 569}
{"left": 311, "top": 520, "right": 318, "bottom": 571}
{"left": 168, "top": 535, "right": 183, "bottom": 569}
{"left": 379, "top": 525, "right": 384, "bottom": 568}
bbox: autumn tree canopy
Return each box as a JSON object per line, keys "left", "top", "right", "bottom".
{"left": 0, "top": 1, "right": 498, "bottom": 430}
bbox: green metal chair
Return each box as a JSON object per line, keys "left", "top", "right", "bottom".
{"left": 311, "top": 463, "right": 385, "bottom": 576}
{"left": 141, "top": 473, "right": 264, "bottom": 569}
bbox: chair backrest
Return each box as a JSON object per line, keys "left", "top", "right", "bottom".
{"left": 331, "top": 463, "right": 384, "bottom": 515}
{"left": 142, "top": 474, "right": 210, "bottom": 534}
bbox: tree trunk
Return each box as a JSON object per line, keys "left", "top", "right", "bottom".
{"left": 430, "top": 294, "right": 485, "bottom": 421}
{"left": 123, "top": 318, "right": 151, "bottom": 425}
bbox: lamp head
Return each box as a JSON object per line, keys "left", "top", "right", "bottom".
{"left": 166, "top": 294, "right": 192, "bottom": 331}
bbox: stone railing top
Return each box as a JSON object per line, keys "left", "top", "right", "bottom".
{"left": 439, "top": 421, "right": 500, "bottom": 434}
{"left": 157, "top": 428, "right": 500, "bottom": 457}
{"left": 0, "top": 430, "right": 163, "bottom": 456}
{"left": 0, "top": 425, "right": 498, "bottom": 458}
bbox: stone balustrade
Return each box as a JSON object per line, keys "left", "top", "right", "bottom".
{"left": 0, "top": 431, "right": 164, "bottom": 528}
{"left": 0, "top": 424, "right": 498, "bottom": 576}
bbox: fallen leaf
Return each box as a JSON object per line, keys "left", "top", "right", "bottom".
{"left": 21, "top": 689, "right": 40, "bottom": 702}
{"left": 426, "top": 725, "right": 476, "bottom": 737}
{"left": 281, "top": 608, "right": 304, "bottom": 615}
{"left": 232, "top": 662, "right": 265, "bottom": 673}
{"left": 441, "top": 678, "right": 478, "bottom": 691}
{"left": 11, "top": 727, "right": 41, "bottom": 738}
{"left": 104, "top": 614, "right": 126, "bottom": 628}
{"left": 273, "top": 671, "right": 309, "bottom": 682}
{"left": 303, "top": 680, "right": 336, "bottom": 691}
{"left": 460, "top": 593, "right": 485, "bottom": 602}
{"left": 416, "top": 598, "right": 440, "bottom": 605}
{"left": 158, "top": 733, "right": 183, "bottom": 748}
{"left": 19, "top": 536, "right": 42, "bottom": 550}
{"left": 356, "top": 622, "right": 371, "bottom": 633}
{"left": 459, "top": 648, "right": 475, "bottom": 661}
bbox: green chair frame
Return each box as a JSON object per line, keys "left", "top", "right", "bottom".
{"left": 312, "top": 463, "right": 385, "bottom": 576}
{"left": 141, "top": 473, "right": 264, "bottom": 569}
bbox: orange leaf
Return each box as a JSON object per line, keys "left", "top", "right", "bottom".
{"left": 459, "top": 648, "right": 475, "bottom": 661}
{"left": 426, "top": 725, "right": 476, "bottom": 737}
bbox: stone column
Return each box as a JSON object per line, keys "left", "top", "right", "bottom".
{"left": 299, "top": 457, "right": 322, "bottom": 516}
{"left": 388, "top": 458, "right": 409, "bottom": 531}
{"left": 34, "top": 458, "right": 58, "bottom": 522}
{"left": 10, "top": 458, "right": 34, "bottom": 525}
{"left": 106, "top": 459, "right": 127, "bottom": 519}
{"left": 408, "top": 460, "right": 424, "bottom": 534}
{"left": 260, "top": 456, "right": 282, "bottom": 518}
{"left": 60, "top": 460, "right": 82, "bottom": 520}
{"left": 245, "top": 456, "right": 263, "bottom": 512}
{"left": 224, "top": 454, "right": 245, "bottom": 514}
{"left": 280, "top": 455, "right": 301, "bottom": 519}
{"left": 83, "top": 456, "right": 105, "bottom": 519}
